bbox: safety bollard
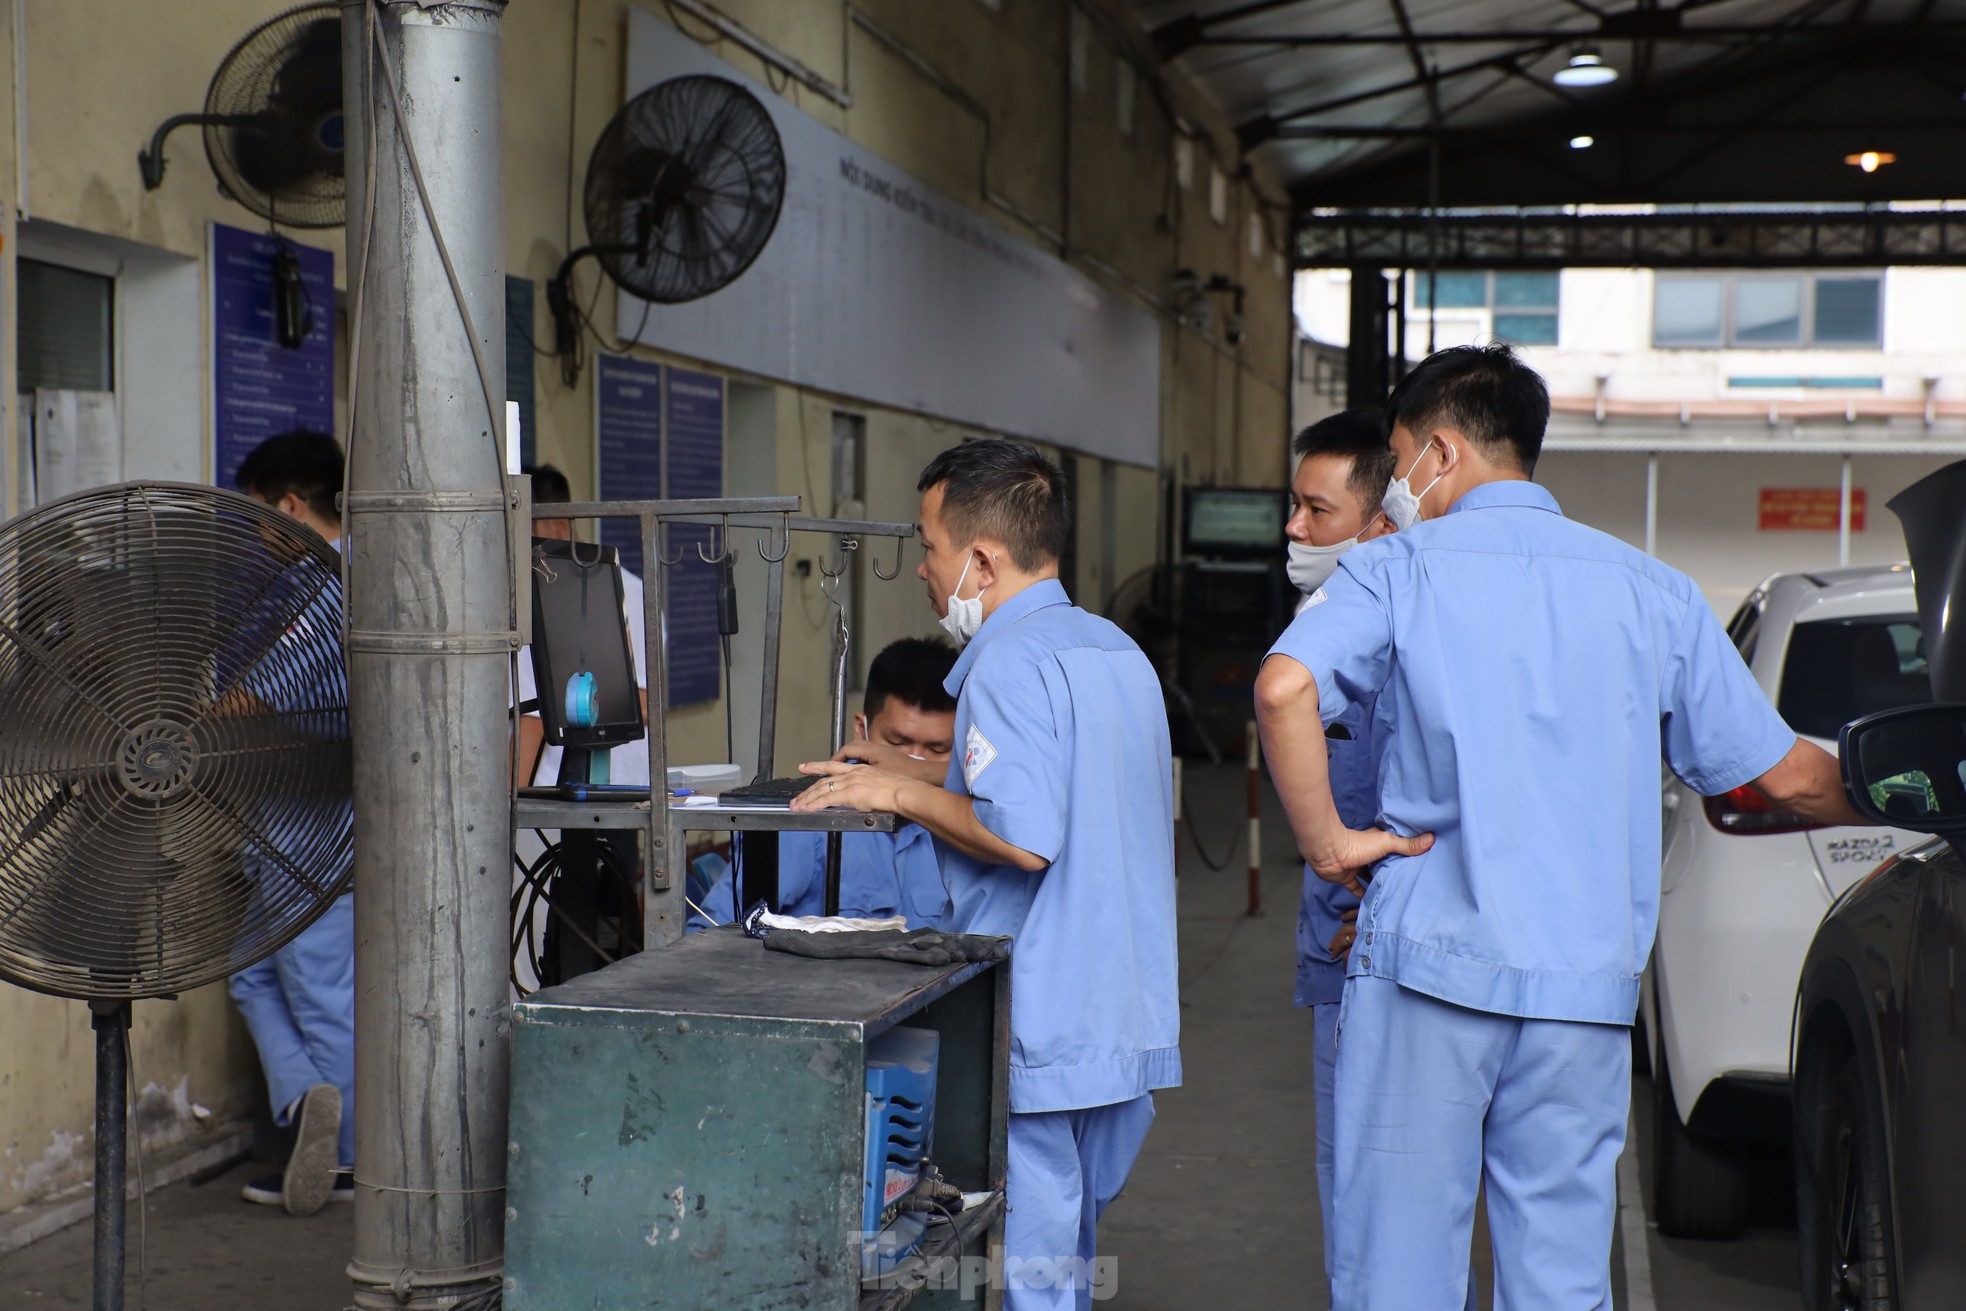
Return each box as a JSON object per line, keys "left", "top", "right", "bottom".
{"left": 1245, "top": 720, "right": 1264, "bottom": 917}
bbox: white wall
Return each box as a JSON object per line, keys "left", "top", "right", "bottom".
{"left": 1538, "top": 449, "right": 1946, "bottom": 613}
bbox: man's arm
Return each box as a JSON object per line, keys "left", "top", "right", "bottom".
{"left": 789, "top": 761, "right": 1048, "bottom": 872}
{"left": 822, "top": 737, "right": 949, "bottom": 786}
{"left": 517, "top": 715, "right": 545, "bottom": 788}
{"left": 1749, "top": 737, "right": 1869, "bottom": 828}
{"left": 1254, "top": 654, "right": 1433, "bottom": 895}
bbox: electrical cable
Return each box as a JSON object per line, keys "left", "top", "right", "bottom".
{"left": 509, "top": 829, "right": 644, "bottom": 989}
{"left": 684, "top": 893, "right": 720, "bottom": 927}
{"left": 1182, "top": 782, "right": 1240, "bottom": 873}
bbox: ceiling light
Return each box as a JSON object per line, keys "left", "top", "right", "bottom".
{"left": 1554, "top": 47, "right": 1619, "bottom": 88}
{"left": 1570, "top": 135, "right": 1595, "bottom": 150}
{"left": 1844, "top": 150, "right": 1896, "bottom": 173}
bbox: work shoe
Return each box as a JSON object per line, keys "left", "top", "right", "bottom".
{"left": 241, "top": 1171, "right": 354, "bottom": 1207}
{"left": 281, "top": 1084, "right": 342, "bottom": 1216}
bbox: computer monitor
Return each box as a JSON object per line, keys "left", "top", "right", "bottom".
{"left": 1182, "top": 486, "right": 1285, "bottom": 557}
{"left": 528, "top": 538, "right": 644, "bottom": 752}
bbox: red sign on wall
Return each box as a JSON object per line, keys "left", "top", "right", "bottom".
{"left": 1759, "top": 487, "right": 1866, "bottom": 532}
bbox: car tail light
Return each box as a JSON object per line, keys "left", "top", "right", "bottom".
{"left": 1702, "top": 784, "right": 1826, "bottom": 836}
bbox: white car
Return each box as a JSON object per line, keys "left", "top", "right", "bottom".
{"left": 1643, "top": 564, "right": 1930, "bottom": 1239}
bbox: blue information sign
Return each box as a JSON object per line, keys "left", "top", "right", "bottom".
{"left": 662, "top": 368, "right": 724, "bottom": 707}
{"left": 596, "top": 355, "right": 663, "bottom": 575}
{"left": 211, "top": 223, "right": 334, "bottom": 490}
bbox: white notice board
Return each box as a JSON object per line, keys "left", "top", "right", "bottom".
{"left": 619, "top": 9, "right": 1163, "bottom": 469}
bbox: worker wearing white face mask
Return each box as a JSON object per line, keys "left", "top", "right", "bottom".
{"left": 1283, "top": 409, "right": 1475, "bottom": 1310}
{"left": 1259, "top": 345, "right": 1858, "bottom": 1310}
{"left": 797, "top": 439, "right": 1179, "bottom": 1311}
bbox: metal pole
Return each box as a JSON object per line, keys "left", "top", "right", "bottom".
{"left": 342, "top": 4, "right": 512, "bottom": 1308}
{"left": 1644, "top": 454, "right": 1659, "bottom": 557}
{"left": 90, "top": 1001, "right": 128, "bottom": 1311}
{"left": 1245, "top": 721, "right": 1263, "bottom": 917}
{"left": 1838, "top": 456, "right": 1853, "bottom": 567}
{"left": 824, "top": 601, "right": 849, "bottom": 916}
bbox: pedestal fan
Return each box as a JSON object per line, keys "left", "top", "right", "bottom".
{"left": 0, "top": 482, "right": 353, "bottom": 1310}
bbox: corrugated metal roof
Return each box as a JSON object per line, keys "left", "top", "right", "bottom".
{"left": 1129, "top": 1, "right": 1966, "bottom": 209}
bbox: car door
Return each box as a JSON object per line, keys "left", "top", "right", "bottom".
{"left": 1888, "top": 839, "right": 1966, "bottom": 1306}
{"left": 1876, "top": 457, "right": 1966, "bottom": 1303}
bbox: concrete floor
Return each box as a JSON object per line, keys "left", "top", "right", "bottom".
{"left": 0, "top": 764, "right": 1806, "bottom": 1309}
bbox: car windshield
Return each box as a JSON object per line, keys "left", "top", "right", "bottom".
{"left": 1777, "top": 615, "right": 1930, "bottom": 740}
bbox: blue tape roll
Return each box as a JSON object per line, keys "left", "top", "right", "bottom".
{"left": 564, "top": 671, "right": 599, "bottom": 727}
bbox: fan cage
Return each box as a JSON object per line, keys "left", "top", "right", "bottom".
{"left": 584, "top": 74, "right": 788, "bottom": 306}
{"left": 203, "top": 2, "right": 346, "bottom": 230}
{"left": 0, "top": 482, "right": 353, "bottom": 1001}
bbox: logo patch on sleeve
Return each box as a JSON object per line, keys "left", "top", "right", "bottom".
{"left": 963, "top": 723, "right": 999, "bottom": 788}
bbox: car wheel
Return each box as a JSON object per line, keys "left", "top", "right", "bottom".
{"left": 1651, "top": 1035, "right": 1750, "bottom": 1239}
{"left": 1799, "top": 1057, "right": 1896, "bottom": 1311}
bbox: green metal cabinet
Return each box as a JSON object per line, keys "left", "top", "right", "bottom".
{"left": 506, "top": 930, "right": 1008, "bottom": 1310}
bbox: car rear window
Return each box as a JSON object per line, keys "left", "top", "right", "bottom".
{"left": 1777, "top": 616, "right": 1930, "bottom": 740}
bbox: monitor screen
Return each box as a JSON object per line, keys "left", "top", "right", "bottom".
{"left": 529, "top": 539, "right": 645, "bottom": 751}
{"left": 1183, "top": 487, "right": 1284, "bottom": 554}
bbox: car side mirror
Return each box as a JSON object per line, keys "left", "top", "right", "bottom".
{"left": 1840, "top": 704, "right": 1966, "bottom": 835}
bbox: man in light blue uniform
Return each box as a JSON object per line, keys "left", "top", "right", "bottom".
{"left": 1255, "top": 345, "right": 1866, "bottom": 1309}
{"left": 227, "top": 430, "right": 356, "bottom": 1217}
{"left": 797, "top": 440, "right": 1179, "bottom": 1311}
{"left": 1280, "top": 409, "right": 1403, "bottom": 1303}
{"left": 691, "top": 637, "right": 957, "bottom": 929}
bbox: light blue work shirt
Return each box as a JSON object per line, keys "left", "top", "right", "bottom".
{"left": 1268, "top": 481, "right": 1795, "bottom": 1025}
{"left": 1295, "top": 702, "right": 1374, "bottom": 1008}
{"left": 939, "top": 578, "right": 1182, "bottom": 1113}
{"left": 688, "top": 825, "right": 948, "bottom": 931}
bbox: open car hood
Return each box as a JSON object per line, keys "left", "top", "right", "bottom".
{"left": 1889, "top": 459, "right": 1966, "bottom": 701}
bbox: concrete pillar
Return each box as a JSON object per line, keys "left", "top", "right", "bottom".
{"left": 340, "top": 3, "right": 513, "bottom": 1306}
{"left": 1346, "top": 266, "right": 1390, "bottom": 409}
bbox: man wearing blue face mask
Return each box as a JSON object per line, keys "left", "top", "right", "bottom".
{"left": 1257, "top": 344, "right": 1866, "bottom": 1310}
{"left": 796, "top": 439, "right": 1179, "bottom": 1311}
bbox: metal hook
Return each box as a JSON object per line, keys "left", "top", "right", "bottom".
{"left": 695, "top": 525, "right": 730, "bottom": 565}
{"left": 757, "top": 520, "right": 791, "bottom": 563}
{"left": 818, "top": 536, "right": 859, "bottom": 579}
{"left": 656, "top": 536, "right": 687, "bottom": 567}
{"left": 871, "top": 535, "right": 905, "bottom": 581}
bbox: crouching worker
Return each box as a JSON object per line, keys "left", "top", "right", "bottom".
{"left": 794, "top": 439, "right": 1180, "bottom": 1310}
{"left": 226, "top": 430, "right": 355, "bottom": 1216}
{"left": 690, "top": 636, "right": 959, "bottom": 929}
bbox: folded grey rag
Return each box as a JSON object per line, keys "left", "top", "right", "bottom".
{"left": 762, "top": 927, "right": 1011, "bottom": 966}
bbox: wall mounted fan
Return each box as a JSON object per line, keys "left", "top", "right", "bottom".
{"left": 138, "top": 3, "right": 346, "bottom": 229}
{"left": 547, "top": 74, "right": 787, "bottom": 384}
{"left": 0, "top": 482, "right": 352, "bottom": 1309}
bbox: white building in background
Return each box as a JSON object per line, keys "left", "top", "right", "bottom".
{"left": 1294, "top": 263, "right": 1966, "bottom": 610}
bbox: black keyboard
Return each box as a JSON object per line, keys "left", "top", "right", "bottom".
{"left": 720, "top": 776, "right": 819, "bottom": 805}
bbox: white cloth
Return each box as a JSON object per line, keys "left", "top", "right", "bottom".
{"left": 516, "top": 569, "right": 650, "bottom": 785}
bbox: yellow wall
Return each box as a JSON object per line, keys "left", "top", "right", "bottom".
{"left": 0, "top": 0, "right": 1292, "bottom": 1212}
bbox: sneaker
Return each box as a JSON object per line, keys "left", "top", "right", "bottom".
{"left": 240, "top": 1173, "right": 286, "bottom": 1206}
{"left": 282, "top": 1084, "right": 342, "bottom": 1217}
{"left": 241, "top": 1169, "right": 355, "bottom": 1208}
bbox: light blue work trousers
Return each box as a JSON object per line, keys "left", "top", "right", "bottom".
{"left": 1331, "top": 978, "right": 1629, "bottom": 1311}
{"left": 228, "top": 893, "right": 356, "bottom": 1169}
{"left": 1316, "top": 1001, "right": 1480, "bottom": 1311}
{"left": 1003, "top": 1095, "right": 1155, "bottom": 1310}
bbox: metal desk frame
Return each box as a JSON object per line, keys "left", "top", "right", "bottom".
{"left": 513, "top": 496, "right": 916, "bottom": 946}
